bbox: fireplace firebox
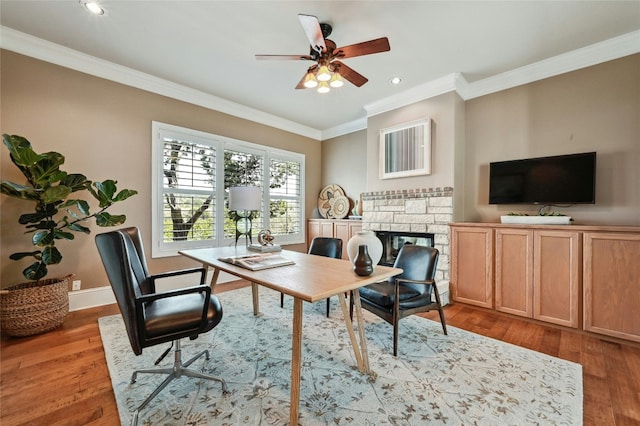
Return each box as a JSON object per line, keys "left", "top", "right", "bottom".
{"left": 375, "top": 231, "right": 435, "bottom": 266}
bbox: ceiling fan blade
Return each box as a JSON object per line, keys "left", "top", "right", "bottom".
{"left": 333, "top": 61, "right": 368, "bottom": 87}
{"left": 334, "top": 37, "right": 390, "bottom": 59}
{"left": 295, "top": 65, "right": 319, "bottom": 89}
{"left": 255, "top": 54, "right": 313, "bottom": 61}
{"left": 298, "top": 14, "right": 326, "bottom": 53}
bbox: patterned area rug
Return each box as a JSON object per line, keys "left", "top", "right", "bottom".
{"left": 99, "top": 286, "right": 582, "bottom": 425}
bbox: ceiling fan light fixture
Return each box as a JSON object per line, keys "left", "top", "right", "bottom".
{"left": 329, "top": 71, "right": 344, "bottom": 88}
{"left": 303, "top": 72, "right": 318, "bottom": 88}
{"left": 317, "top": 81, "right": 331, "bottom": 93}
{"left": 316, "top": 65, "right": 332, "bottom": 82}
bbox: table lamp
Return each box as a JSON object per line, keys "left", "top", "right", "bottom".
{"left": 229, "top": 186, "right": 261, "bottom": 246}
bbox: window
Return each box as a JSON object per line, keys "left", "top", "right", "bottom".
{"left": 152, "top": 122, "right": 305, "bottom": 257}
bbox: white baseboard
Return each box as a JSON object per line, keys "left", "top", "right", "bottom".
{"left": 68, "top": 271, "right": 237, "bottom": 311}
{"left": 69, "top": 276, "right": 451, "bottom": 311}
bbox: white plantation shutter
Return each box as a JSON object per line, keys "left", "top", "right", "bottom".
{"left": 152, "top": 122, "right": 305, "bottom": 257}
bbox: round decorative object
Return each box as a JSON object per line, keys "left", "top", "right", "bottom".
{"left": 328, "top": 195, "right": 349, "bottom": 219}
{"left": 317, "top": 184, "right": 346, "bottom": 219}
{"left": 354, "top": 245, "right": 374, "bottom": 276}
{"left": 257, "top": 229, "right": 275, "bottom": 246}
{"left": 347, "top": 231, "right": 383, "bottom": 266}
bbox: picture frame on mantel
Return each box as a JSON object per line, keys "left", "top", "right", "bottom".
{"left": 379, "top": 118, "right": 431, "bottom": 180}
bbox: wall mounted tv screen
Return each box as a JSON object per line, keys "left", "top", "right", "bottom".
{"left": 489, "top": 152, "right": 596, "bottom": 205}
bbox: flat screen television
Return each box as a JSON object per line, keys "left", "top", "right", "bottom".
{"left": 489, "top": 152, "right": 596, "bottom": 205}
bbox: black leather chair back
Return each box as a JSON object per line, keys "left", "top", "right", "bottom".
{"left": 309, "top": 237, "right": 343, "bottom": 259}
{"left": 95, "top": 229, "right": 145, "bottom": 354}
{"left": 391, "top": 244, "right": 439, "bottom": 296}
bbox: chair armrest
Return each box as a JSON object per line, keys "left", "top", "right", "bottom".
{"left": 149, "top": 267, "right": 207, "bottom": 285}
{"left": 137, "top": 284, "right": 211, "bottom": 303}
{"left": 394, "top": 277, "right": 436, "bottom": 286}
{"left": 135, "top": 285, "right": 213, "bottom": 328}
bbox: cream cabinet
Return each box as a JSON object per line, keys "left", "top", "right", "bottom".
{"left": 450, "top": 226, "right": 494, "bottom": 308}
{"left": 307, "top": 219, "right": 362, "bottom": 260}
{"left": 583, "top": 232, "right": 640, "bottom": 342}
{"left": 451, "top": 222, "right": 640, "bottom": 341}
{"left": 495, "top": 228, "right": 580, "bottom": 328}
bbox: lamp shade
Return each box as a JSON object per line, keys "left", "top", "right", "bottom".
{"left": 229, "top": 186, "right": 261, "bottom": 211}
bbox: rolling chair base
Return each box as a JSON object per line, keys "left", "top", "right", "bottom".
{"left": 130, "top": 339, "right": 228, "bottom": 426}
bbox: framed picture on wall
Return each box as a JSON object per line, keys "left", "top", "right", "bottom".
{"left": 379, "top": 118, "right": 431, "bottom": 179}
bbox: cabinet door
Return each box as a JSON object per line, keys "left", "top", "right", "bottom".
{"left": 495, "top": 229, "right": 533, "bottom": 317}
{"left": 583, "top": 232, "right": 640, "bottom": 342}
{"left": 307, "top": 221, "right": 321, "bottom": 250}
{"left": 450, "top": 226, "right": 494, "bottom": 308}
{"left": 333, "top": 222, "right": 351, "bottom": 260}
{"left": 534, "top": 230, "right": 580, "bottom": 328}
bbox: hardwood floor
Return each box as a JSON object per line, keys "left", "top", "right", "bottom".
{"left": 2, "top": 282, "right": 639, "bottom": 425}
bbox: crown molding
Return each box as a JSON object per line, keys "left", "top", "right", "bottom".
{"left": 321, "top": 117, "right": 368, "bottom": 140}
{"left": 0, "top": 26, "right": 322, "bottom": 141}
{"left": 2, "top": 26, "right": 638, "bottom": 141}
{"left": 364, "top": 73, "right": 461, "bottom": 118}
{"left": 462, "top": 30, "right": 640, "bottom": 100}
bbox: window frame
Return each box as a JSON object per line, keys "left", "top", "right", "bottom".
{"left": 152, "top": 121, "right": 305, "bottom": 258}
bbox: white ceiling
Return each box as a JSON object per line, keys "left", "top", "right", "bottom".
{"left": 1, "top": 1, "right": 639, "bottom": 138}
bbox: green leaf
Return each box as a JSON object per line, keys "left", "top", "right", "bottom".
{"left": 18, "top": 212, "right": 48, "bottom": 225}
{"left": 9, "top": 251, "right": 41, "bottom": 261}
{"left": 53, "top": 229, "right": 75, "bottom": 240}
{"left": 95, "top": 212, "right": 126, "bottom": 227}
{"left": 61, "top": 173, "right": 91, "bottom": 192}
{"left": 31, "top": 152, "right": 66, "bottom": 186}
{"left": 32, "top": 230, "right": 54, "bottom": 247}
{"left": 68, "top": 223, "right": 91, "bottom": 234}
{"left": 113, "top": 188, "right": 138, "bottom": 202}
{"left": 23, "top": 261, "right": 47, "bottom": 281}
{"left": 2, "top": 134, "right": 39, "bottom": 167}
{"left": 41, "top": 246, "right": 62, "bottom": 265}
{"left": 92, "top": 180, "right": 117, "bottom": 207}
{"left": 0, "top": 181, "right": 40, "bottom": 200}
{"left": 24, "top": 220, "right": 57, "bottom": 230}
{"left": 42, "top": 185, "right": 72, "bottom": 204}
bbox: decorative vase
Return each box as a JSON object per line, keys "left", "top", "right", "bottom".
{"left": 347, "top": 230, "right": 383, "bottom": 266}
{"left": 357, "top": 194, "right": 363, "bottom": 216}
{"left": 354, "top": 245, "right": 374, "bottom": 276}
{"left": 351, "top": 200, "right": 360, "bottom": 216}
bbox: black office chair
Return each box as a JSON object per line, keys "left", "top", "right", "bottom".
{"left": 354, "top": 244, "right": 447, "bottom": 356}
{"left": 95, "top": 227, "right": 227, "bottom": 425}
{"left": 280, "top": 237, "right": 343, "bottom": 317}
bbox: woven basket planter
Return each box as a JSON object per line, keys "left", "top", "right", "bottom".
{"left": 0, "top": 275, "right": 70, "bottom": 337}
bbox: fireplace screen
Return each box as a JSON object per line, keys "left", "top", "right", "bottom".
{"left": 375, "top": 231, "right": 435, "bottom": 266}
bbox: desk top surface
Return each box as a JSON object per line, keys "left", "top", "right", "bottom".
{"left": 179, "top": 247, "right": 403, "bottom": 303}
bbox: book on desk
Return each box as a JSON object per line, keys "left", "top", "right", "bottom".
{"left": 218, "top": 253, "right": 295, "bottom": 271}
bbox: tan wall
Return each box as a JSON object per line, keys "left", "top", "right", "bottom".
{"left": 319, "top": 129, "right": 367, "bottom": 215}
{"left": 1, "top": 50, "right": 320, "bottom": 289}
{"left": 366, "top": 91, "right": 461, "bottom": 193}
{"left": 322, "top": 54, "right": 639, "bottom": 226}
{"left": 465, "top": 54, "right": 640, "bottom": 225}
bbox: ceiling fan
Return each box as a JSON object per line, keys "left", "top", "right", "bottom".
{"left": 255, "top": 14, "right": 390, "bottom": 92}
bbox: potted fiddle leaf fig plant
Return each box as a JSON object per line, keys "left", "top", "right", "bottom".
{"left": 0, "top": 134, "right": 138, "bottom": 336}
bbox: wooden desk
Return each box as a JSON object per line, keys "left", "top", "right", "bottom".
{"left": 179, "top": 247, "right": 402, "bottom": 424}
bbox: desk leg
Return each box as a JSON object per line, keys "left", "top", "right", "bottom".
{"left": 339, "top": 291, "right": 372, "bottom": 374}
{"left": 207, "top": 265, "right": 220, "bottom": 291}
{"left": 251, "top": 282, "right": 260, "bottom": 316}
{"left": 290, "top": 297, "right": 303, "bottom": 424}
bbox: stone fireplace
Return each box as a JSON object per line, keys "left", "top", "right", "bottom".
{"left": 360, "top": 187, "right": 453, "bottom": 303}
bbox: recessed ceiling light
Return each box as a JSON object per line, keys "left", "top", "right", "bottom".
{"left": 390, "top": 76, "right": 403, "bottom": 85}
{"left": 81, "top": 1, "right": 105, "bottom": 15}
